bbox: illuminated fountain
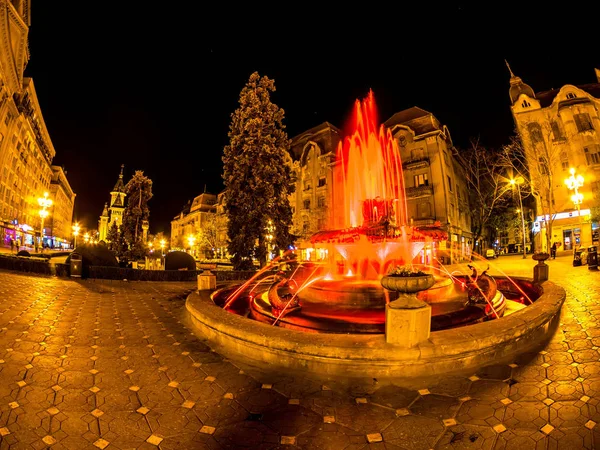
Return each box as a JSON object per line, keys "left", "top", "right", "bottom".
{"left": 186, "top": 91, "right": 566, "bottom": 382}
{"left": 215, "top": 91, "right": 508, "bottom": 333}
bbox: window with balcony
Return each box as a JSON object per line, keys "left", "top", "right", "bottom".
{"left": 318, "top": 177, "right": 326, "bottom": 187}
{"left": 303, "top": 199, "right": 311, "bottom": 210}
{"left": 317, "top": 197, "right": 326, "bottom": 208}
{"left": 575, "top": 113, "right": 594, "bottom": 132}
{"left": 414, "top": 173, "right": 429, "bottom": 187}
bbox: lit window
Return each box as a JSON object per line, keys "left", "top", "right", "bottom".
{"left": 414, "top": 173, "right": 429, "bottom": 187}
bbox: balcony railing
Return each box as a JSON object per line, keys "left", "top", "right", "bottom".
{"left": 402, "top": 157, "right": 430, "bottom": 170}
{"left": 405, "top": 185, "right": 433, "bottom": 198}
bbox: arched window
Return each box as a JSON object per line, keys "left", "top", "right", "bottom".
{"left": 521, "top": 99, "right": 531, "bottom": 108}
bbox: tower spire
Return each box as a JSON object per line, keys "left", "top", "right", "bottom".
{"left": 505, "top": 59, "right": 515, "bottom": 78}
{"left": 120, "top": 164, "right": 124, "bottom": 178}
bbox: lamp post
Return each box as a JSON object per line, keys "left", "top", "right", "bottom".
{"left": 187, "top": 235, "right": 196, "bottom": 257}
{"left": 38, "top": 192, "right": 53, "bottom": 253}
{"left": 510, "top": 178, "right": 527, "bottom": 259}
{"left": 72, "top": 222, "right": 80, "bottom": 249}
{"left": 565, "top": 167, "right": 584, "bottom": 251}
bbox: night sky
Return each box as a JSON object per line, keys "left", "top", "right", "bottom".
{"left": 23, "top": 3, "right": 600, "bottom": 235}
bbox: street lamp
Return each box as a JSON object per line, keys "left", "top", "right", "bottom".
{"left": 84, "top": 232, "right": 90, "bottom": 244}
{"left": 565, "top": 167, "right": 584, "bottom": 251}
{"left": 510, "top": 177, "right": 527, "bottom": 259}
{"left": 72, "top": 222, "right": 80, "bottom": 248}
{"left": 38, "top": 192, "right": 52, "bottom": 253}
{"left": 160, "top": 239, "right": 166, "bottom": 269}
{"left": 187, "top": 235, "right": 196, "bottom": 257}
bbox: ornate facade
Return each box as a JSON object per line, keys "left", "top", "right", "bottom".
{"left": 509, "top": 65, "right": 600, "bottom": 252}
{"left": 48, "top": 165, "right": 75, "bottom": 248}
{"left": 170, "top": 192, "right": 218, "bottom": 258}
{"left": 0, "top": 1, "right": 75, "bottom": 249}
{"left": 289, "top": 109, "right": 472, "bottom": 264}
{"left": 98, "top": 165, "right": 126, "bottom": 242}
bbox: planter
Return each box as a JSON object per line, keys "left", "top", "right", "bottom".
{"left": 532, "top": 253, "right": 550, "bottom": 263}
{"left": 381, "top": 274, "right": 435, "bottom": 293}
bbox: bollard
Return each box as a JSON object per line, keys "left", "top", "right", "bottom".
{"left": 532, "top": 252, "right": 550, "bottom": 282}
{"left": 198, "top": 270, "right": 216, "bottom": 291}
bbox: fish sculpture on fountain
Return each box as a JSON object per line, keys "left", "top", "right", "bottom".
{"left": 267, "top": 272, "right": 301, "bottom": 317}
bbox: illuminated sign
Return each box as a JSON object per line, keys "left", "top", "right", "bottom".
{"left": 535, "top": 209, "right": 591, "bottom": 223}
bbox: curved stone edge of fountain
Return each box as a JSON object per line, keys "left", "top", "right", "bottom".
{"left": 185, "top": 277, "right": 565, "bottom": 379}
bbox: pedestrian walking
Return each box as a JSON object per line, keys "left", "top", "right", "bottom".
{"left": 9, "top": 238, "right": 14, "bottom": 253}
{"left": 551, "top": 242, "right": 557, "bottom": 259}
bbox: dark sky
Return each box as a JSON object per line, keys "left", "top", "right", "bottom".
{"left": 24, "top": 3, "right": 600, "bottom": 234}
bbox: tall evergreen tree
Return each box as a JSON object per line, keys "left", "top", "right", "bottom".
{"left": 222, "top": 72, "right": 295, "bottom": 270}
{"left": 106, "top": 221, "right": 121, "bottom": 253}
{"left": 121, "top": 170, "right": 153, "bottom": 260}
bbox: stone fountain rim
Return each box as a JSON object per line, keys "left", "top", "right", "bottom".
{"left": 185, "top": 276, "right": 565, "bottom": 378}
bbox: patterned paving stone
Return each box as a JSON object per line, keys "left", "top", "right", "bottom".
{"left": 455, "top": 398, "right": 505, "bottom": 427}
{"left": 1, "top": 262, "right": 600, "bottom": 449}
{"left": 509, "top": 381, "right": 549, "bottom": 402}
{"left": 436, "top": 423, "right": 497, "bottom": 449}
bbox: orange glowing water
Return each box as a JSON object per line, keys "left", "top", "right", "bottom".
{"left": 313, "top": 91, "right": 423, "bottom": 279}
{"left": 334, "top": 90, "right": 408, "bottom": 229}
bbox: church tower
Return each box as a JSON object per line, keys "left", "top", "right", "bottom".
{"left": 109, "top": 164, "right": 127, "bottom": 230}
{"left": 98, "top": 202, "right": 109, "bottom": 242}
{"left": 97, "top": 165, "right": 127, "bottom": 243}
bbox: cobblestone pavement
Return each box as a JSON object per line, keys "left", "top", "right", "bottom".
{"left": 0, "top": 255, "right": 598, "bottom": 449}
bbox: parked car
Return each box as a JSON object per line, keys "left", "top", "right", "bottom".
{"left": 485, "top": 249, "right": 496, "bottom": 259}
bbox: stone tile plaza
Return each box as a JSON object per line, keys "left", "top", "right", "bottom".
{"left": 0, "top": 256, "right": 597, "bottom": 449}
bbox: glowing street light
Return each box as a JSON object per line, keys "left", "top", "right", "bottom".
{"left": 565, "top": 167, "right": 584, "bottom": 250}
{"left": 509, "top": 178, "right": 527, "bottom": 259}
{"left": 187, "top": 235, "right": 196, "bottom": 256}
{"left": 84, "top": 232, "right": 90, "bottom": 244}
{"left": 38, "top": 192, "right": 52, "bottom": 253}
{"left": 72, "top": 222, "right": 80, "bottom": 248}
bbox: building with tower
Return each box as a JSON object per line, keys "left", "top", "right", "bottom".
{"left": 98, "top": 165, "right": 127, "bottom": 242}
{"left": 507, "top": 63, "right": 600, "bottom": 252}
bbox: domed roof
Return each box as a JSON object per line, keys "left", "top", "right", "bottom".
{"left": 509, "top": 77, "right": 535, "bottom": 104}
{"left": 506, "top": 60, "right": 535, "bottom": 104}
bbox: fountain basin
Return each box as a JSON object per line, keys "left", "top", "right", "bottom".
{"left": 186, "top": 277, "right": 565, "bottom": 381}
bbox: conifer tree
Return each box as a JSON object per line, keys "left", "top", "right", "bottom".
{"left": 121, "top": 170, "right": 153, "bottom": 260}
{"left": 222, "top": 72, "right": 295, "bottom": 270}
{"left": 106, "top": 221, "right": 121, "bottom": 253}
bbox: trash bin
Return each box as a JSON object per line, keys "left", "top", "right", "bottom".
{"left": 70, "top": 252, "right": 82, "bottom": 277}
{"left": 588, "top": 245, "right": 598, "bottom": 270}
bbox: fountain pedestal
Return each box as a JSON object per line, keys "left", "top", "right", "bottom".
{"left": 198, "top": 271, "right": 216, "bottom": 291}
{"left": 385, "top": 294, "right": 431, "bottom": 347}
{"left": 532, "top": 253, "right": 550, "bottom": 283}
{"left": 381, "top": 274, "right": 435, "bottom": 347}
